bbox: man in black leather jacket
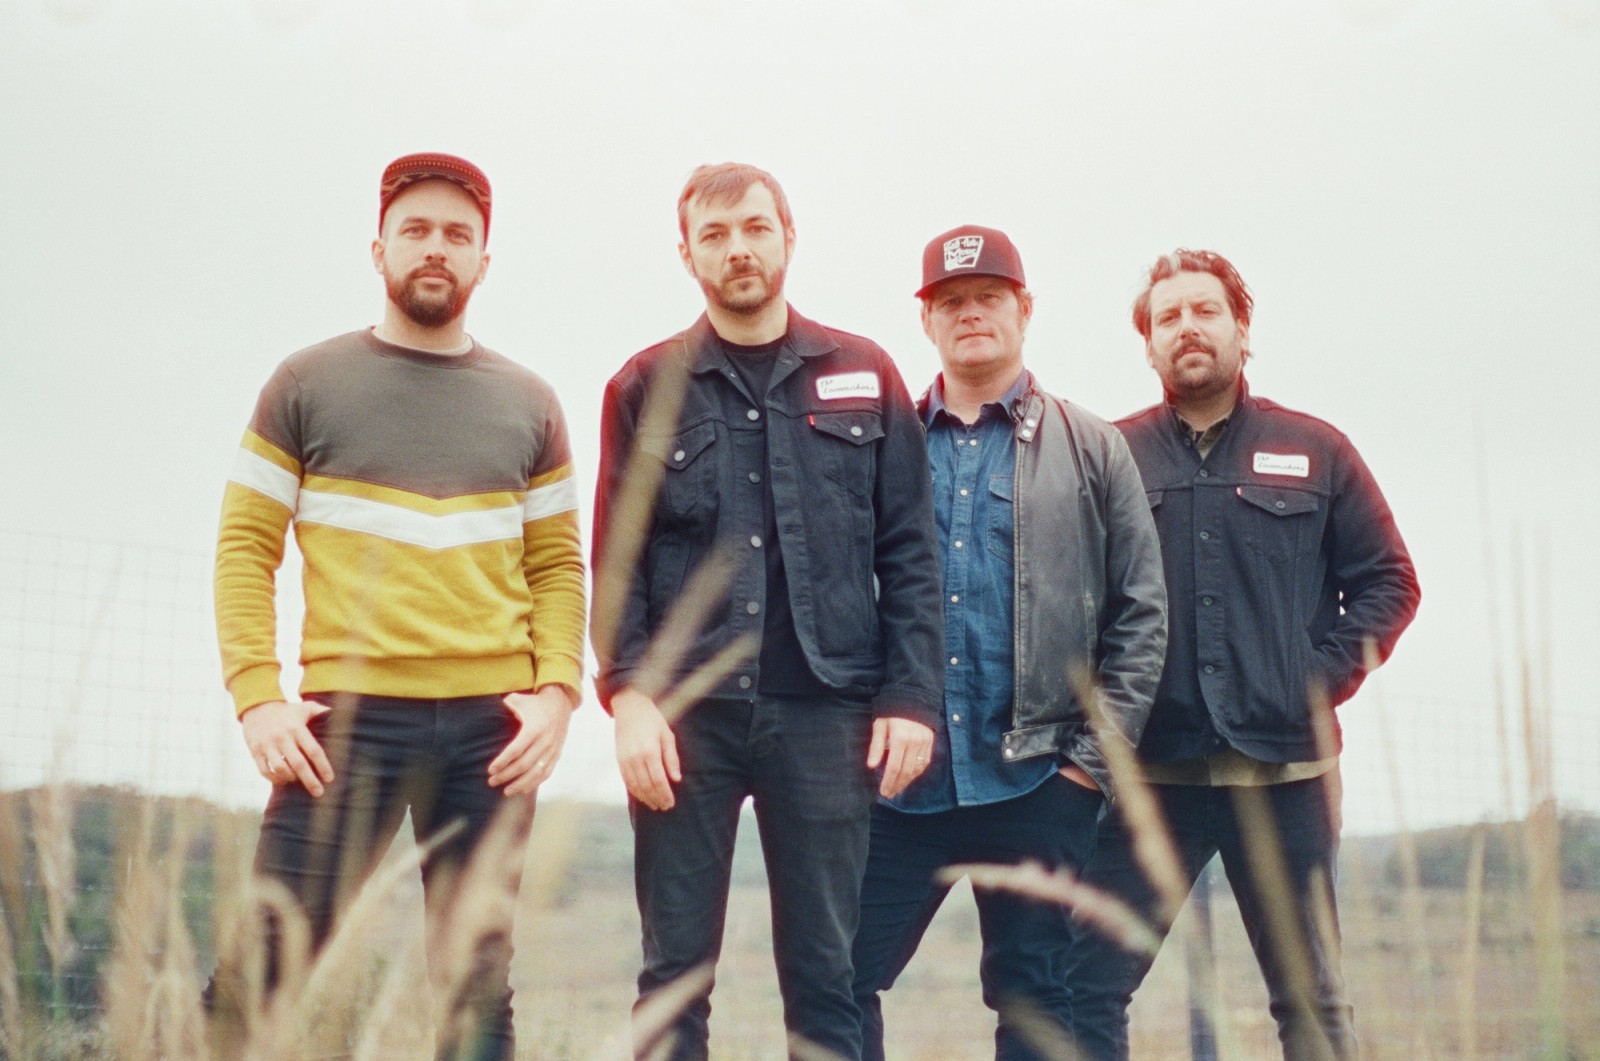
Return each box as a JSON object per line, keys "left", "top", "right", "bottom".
{"left": 1064, "top": 249, "right": 1421, "bottom": 1060}
{"left": 851, "top": 225, "right": 1167, "bottom": 1060}
{"left": 592, "top": 163, "right": 942, "bottom": 1061}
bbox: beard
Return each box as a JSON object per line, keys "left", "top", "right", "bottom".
{"left": 1161, "top": 339, "right": 1243, "bottom": 402}
{"left": 697, "top": 261, "right": 787, "bottom": 316}
{"left": 386, "top": 265, "right": 475, "bottom": 328}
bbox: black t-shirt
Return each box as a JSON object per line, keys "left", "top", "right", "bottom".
{"left": 722, "top": 336, "right": 829, "bottom": 697}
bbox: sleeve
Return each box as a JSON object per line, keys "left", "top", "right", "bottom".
{"left": 1065, "top": 423, "right": 1168, "bottom": 797}
{"left": 214, "top": 367, "right": 303, "bottom": 716}
{"left": 1311, "top": 435, "right": 1421, "bottom": 706}
{"left": 865, "top": 351, "right": 944, "bottom": 727}
{"left": 521, "top": 389, "right": 587, "bottom": 700}
{"left": 590, "top": 372, "right": 654, "bottom": 712}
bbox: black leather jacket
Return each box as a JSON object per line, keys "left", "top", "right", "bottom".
{"left": 918, "top": 380, "right": 1167, "bottom": 797}
{"left": 1116, "top": 381, "right": 1420, "bottom": 763}
{"left": 592, "top": 309, "right": 943, "bottom": 725}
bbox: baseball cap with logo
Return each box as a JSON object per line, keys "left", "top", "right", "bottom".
{"left": 915, "top": 224, "right": 1026, "bottom": 298}
{"left": 379, "top": 152, "right": 493, "bottom": 241}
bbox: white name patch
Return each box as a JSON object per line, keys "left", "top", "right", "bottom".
{"left": 816, "top": 372, "right": 880, "bottom": 401}
{"left": 1253, "top": 452, "right": 1310, "bottom": 478}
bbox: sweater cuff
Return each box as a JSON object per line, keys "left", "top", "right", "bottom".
{"left": 533, "top": 655, "right": 583, "bottom": 702}
{"left": 229, "top": 664, "right": 286, "bottom": 718}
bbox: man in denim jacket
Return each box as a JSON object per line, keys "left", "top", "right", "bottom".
{"left": 1064, "top": 249, "right": 1421, "bottom": 1060}
{"left": 592, "top": 163, "right": 942, "bottom": 1061}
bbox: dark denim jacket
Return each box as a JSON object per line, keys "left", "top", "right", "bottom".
{"left": 1116, "top": 381, "right": 1421, "bottom": 763}
{"left": 592, "top": 309, "right": 943, "bottom": 725}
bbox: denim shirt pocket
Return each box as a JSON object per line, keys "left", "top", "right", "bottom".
{"left": 986, "top": 474, "right": 1015, "bottom": 564}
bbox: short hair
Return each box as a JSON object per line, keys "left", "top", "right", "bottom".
{"left": 1131, "top": 249, "right": 1253, "bottom": 339}
{"left": 677, "top": 162, "right": 794, "bottom": 241}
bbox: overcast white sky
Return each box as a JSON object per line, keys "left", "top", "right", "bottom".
{"left": 2, "top": 0, "right": 1597, "bottom": 834}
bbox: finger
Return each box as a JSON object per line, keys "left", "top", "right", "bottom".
{"left": 619, "top": 753, "right": 665, "bottom": 811}
{"left": 881, "top": 734, "right": 928, "bottom": 799}
{"left": 489, "top": 742, "right": 535, "bottom": 788}
{"left": 639, "top": 752, "right": 675, "bottom": 811}
{"left": 489, "top": 726, "right": 536, "bottom": 776}
{"left": 295, "top": 730, "right": 335, "bottom": 784}
{"left": 261, "top": 748, "right": 293, "bottom": 780}
{"left": 865, "top": 718, "right": 889, "bottom": 769}
{"left": 497, "top": 739, "right": 556, "bottom": 793}
{"left": 503, "top": 756, "right": 550, "bottom": 797}
{"left": 877, "top": 740, "right": 905, "bottom": 798}
{"left": 661, "top": 731, "right": 682, "bottom": 784}
{"left": 285, "top": 750, "right": 325, "bottom": 797}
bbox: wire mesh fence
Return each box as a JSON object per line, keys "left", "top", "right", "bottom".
{"left": 2, "top": 528, "right": 1597, "bottom": 1057}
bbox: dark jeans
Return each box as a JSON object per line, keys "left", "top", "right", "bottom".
{"left": 852, "top": 773, "right": 1104, "bottom": 1061}
{"left": 208, "top": 694, "right": 530, "bottom": 1061}
{"left": 1063, "top": 775, "right": 1355, "bottom": 1060}
{"left": 630, "top": 695, "right": 877, "bottom": 1061}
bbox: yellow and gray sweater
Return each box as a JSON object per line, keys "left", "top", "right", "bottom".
{"left": 215, "top": 329, "right": 586, "bottom": 715}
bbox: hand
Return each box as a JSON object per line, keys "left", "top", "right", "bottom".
{"left": 612, "top": 688, "right": 680, "bottom": 812}
{"left": 490, "top": 685, "right": 578, "bottom": 797}
{"left": 1059, "top": 763, "right": 1102, "bottom": 792}
{"left": 867, "top": 717, "right": 934, "bottom": 799}
{"left": 241, "top": 700, "right": 335, "bottom": 797}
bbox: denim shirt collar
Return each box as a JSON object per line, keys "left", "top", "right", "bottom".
{"left": 923, "top": 368, "right": 1035, "bottom": 431}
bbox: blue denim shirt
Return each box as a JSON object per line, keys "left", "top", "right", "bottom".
{"left": 889, "top": 371, "right": 1055, "bottom": 813}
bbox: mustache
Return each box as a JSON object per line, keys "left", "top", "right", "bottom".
{"left": 407, "top": 264, "right": 458, "bottom": 284}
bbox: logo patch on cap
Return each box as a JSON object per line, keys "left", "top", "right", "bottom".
{"left": 944, "top": 235, "right": 984, "bottom": 271}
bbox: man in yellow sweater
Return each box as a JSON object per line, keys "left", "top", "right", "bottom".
{"left": 210, "top": 153, "right": 585, "bottom": 1061}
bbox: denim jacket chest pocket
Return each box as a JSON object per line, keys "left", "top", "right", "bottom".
{"left": 1234, "top": 484, "right": 1323, "bottom": 562}
{"left": 810, "top": 410, "right": 884, "bottom": 497}
{"left": 639, "top": 421, "right": 720, "bottom": 525}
